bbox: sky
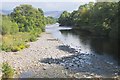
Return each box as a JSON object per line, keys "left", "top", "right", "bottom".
{"left": 1, "top": 0, "right": 96, "bottom": 12}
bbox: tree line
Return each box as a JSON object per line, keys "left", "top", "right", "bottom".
{"left": 2, "top": 4, "right": 56, "bottom": 35}
{"left": 58, "top": 2, "right": 119, "bottom": 39}
{"left": 1, "top": 4, "right": 56, "bottom": 52}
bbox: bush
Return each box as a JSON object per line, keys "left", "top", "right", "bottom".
{"left": 11, "top": 46, "right": 21, "bottom": 52}
{"left": 19, "top": 44, "right": 25, "bottom": 49}
{"left": 2, "top": 15, "right": 19, "bottom": 35}
{"left": 10, "top": 4, "right": 45, "bottom": 32}
{"left": 1, "top": 43, "right": 12, "bottom": 52}
{"left": 2, "top": 33, "right": 29, "bottom": 52}
{"left": 2, "top": 62, "right": 14, "bottom": 78}
{"left": 1, "top": 4, "right": 45, "bottom": 52}
{"left": 29, "top": 35, "right": 37, "bottom": 42}
{"left": 1, "top": 31, "right": 40, "bottom": 52}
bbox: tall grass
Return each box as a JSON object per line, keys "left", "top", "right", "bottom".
{"left": 2, "top": 62, "right": 14, "bottom": 78}
{"left": 1, "top": 31, "right": 41, "bottom": 52}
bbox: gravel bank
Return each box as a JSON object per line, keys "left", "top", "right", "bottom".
{"left": 0, "top": 52, "right": 2, "bottom": 79}
{"left": 1, "top": 33, "right": 118, "bottom": 78}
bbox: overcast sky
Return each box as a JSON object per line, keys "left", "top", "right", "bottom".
{"left": 2, "top": 0, "right": 96, "bottom": 12}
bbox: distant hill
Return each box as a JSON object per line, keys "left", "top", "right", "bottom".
{"left": 44, "top": 11, "right": 63, "bottom": 18}
{"left": 0, "top": 10, "right": 63, "bottom": 18}
{"left": 0, "top": 10, "right": 12, "bottom": 15}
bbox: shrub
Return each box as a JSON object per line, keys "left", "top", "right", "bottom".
{"left": 2, "top": 15, "right": 19, "bottom": 35}
{"left": 2, "top": 62, "right": 14, "bottom": 78}
{"left": 1, "top": 31, "right": 40, "bottom": 52}
{"left": 25, "top": 44, "right": 30, "bottom": 48}
{"left": 29, "top": 35, "right": 37, "bottom": 42}
{"left": 2, "top": 34, "right": 28, "bottom": 52}
{"left": 19, "top": 44, "right": 25, "bottom": 49}
{"left": 11, "top": 46, "right": 21, "bottom": 52}
{"left": 1, "top": 43, "right": 12, "bottom": 52}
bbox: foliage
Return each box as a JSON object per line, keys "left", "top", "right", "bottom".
{"left": 1, "top": 4, "right": 47, "bottom": 52}
{"left": 2, "top": 15, "right": 19, "bottom": 35}
{"left": 58, "top": 2, "right": 119, "bottom": 39}
{"left": 2, "top": 62, "right": 14, "bottom": 78}
{"left": 58, "top": 11, "right": 71, "bottom": 26}
{"left": 45, "top": 16, "right": 57, "bottom": 24}
{"left": 1, "top": 33, "right": 31, "bottom": 52}
{"left": 10, "top": 4, "right": 46, "bottom": 32}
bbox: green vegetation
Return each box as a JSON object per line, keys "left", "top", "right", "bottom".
{"left": 2, "top": 62, "right": 14, "bottom": 78}
{"left": 58, "top": 11, "right": 71, "bottom": 26}
{"left": 45, "top": 16, "right": 57, "bottom": 24}
{"left": 1, "top": 33, "right": 30, "bottom": 52}
{"left": 58, "top": 2, "right": 119, "bottom": 39}
{"left": 1, "top": 4, "right": 55, "bottom": 52}
{"left": 2, "top": 15, "right": 19, "bottom": 35}
{"left": 10, "top": 4, "right": 46, "bottom": 32}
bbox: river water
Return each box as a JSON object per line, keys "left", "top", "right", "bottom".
{"left": 45, "top": 23, "right": 120, "bottom": 77}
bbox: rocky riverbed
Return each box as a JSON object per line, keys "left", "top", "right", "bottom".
{"left": 1, "top": 33, "right": 119, "bottom": 78}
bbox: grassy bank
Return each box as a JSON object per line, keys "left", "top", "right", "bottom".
{"left": 1, "top": 31, "right": 41, "bottom": 52}
{"left": 1, "top": 4, "right": 57, "bottom": 52}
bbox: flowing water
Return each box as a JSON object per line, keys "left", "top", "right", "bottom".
{"left": 45, "top": 23, "right": 120, "bottom": 77}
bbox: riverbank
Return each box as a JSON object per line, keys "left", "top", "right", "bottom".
{"left": 1, "top": 32, "right": 119, "bottom": 78}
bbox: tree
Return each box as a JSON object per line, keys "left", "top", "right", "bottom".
{"left": 45, "top": 16, "right": 57, "bottom": 24}
{"left": 58, "top": 2, "right": 119, "bottom": 38}
{"left": 10, "top": 4, "right": 46, "bottom": 32}
{"left": 58, "top": 11, "right": 71, "bottom": 26}
{"left": 2, "top": 15, "right": 19, "bottom": 35}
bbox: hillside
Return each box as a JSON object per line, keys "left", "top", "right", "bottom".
{"left": 44, "top": 11, "right": 63, "bottom": 18}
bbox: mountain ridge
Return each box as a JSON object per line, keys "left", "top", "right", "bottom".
{"left": 44, "top": 11, "right": 63, "bottom": 18}
{"left": 1, "top": 10, "right": 63, "bottom": 18}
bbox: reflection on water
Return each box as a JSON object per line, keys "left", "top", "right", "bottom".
{"left": 60, "top": 30, "right": 119, "bottom": 61}
{"left": 46, "top": 24, "right": 119, "bottom": 61}
{"left": 45, "top": 24, "right": 120, "bottom": 76}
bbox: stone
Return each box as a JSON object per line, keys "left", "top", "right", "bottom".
{"left": 83, "top": 75, "right": 87, "bottom": 77}
{"left": 60, "top": 63, "right": 65, "bottom": 66}
{"left": 43, "top": 67, "right": 46, "bottom": 70}
{"left": 90, "top": 73, "right": 94, "bottom": 76}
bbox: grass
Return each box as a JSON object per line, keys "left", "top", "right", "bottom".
{"left": 1, "top": 31, "right": 40, "bottom": 52}
{"left": 2, "top": 62, "right": 14, "bottom": 78}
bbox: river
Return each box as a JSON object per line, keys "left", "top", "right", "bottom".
{"left": 45, "top": 23, "right": 120, "bottom": 77}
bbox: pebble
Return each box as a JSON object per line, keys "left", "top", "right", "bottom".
{"left": 60, "top": 63, "right": 65, "bottom": 66}
{"left": 65, "top": 67, "right": 69, "bottom": 69}
{"left": 43, "top": 67, "right": 46, "bottom": 70}
{"left": 83, "top": 75, "right": 87, "bottom": 77}
{"left": 34, "top": 64, "right": 38, "bottom": 67}
{"left": 86, "top": 76, "right": 92, "bottom": 78}
{"left": 90, "top": 73, "right": 94, "bottom": 76}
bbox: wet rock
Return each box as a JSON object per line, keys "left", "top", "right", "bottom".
{"left": 65, "top": 67, "right": 69, "bottom": 69}
{"left": 69, "top": 63, "right": 74, "bottom": 67}
{"left": 90, "top": 73, "right": 94, "bottom": 76}
{"left": 60, "top": 63, "right": 65, "bottom": 66}
{"left": 77, "top": 64, "right": 80, "bottom": 67}
{"left": 74, "top": 57, "right": 79, "bottom": 61}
